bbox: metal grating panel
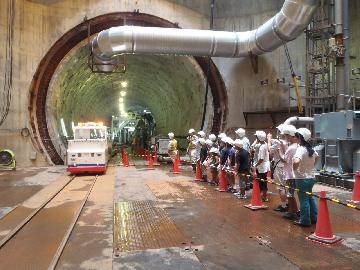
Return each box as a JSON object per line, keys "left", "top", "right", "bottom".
{"left": 114, "top": 201, "right": 185, "bottom": 252}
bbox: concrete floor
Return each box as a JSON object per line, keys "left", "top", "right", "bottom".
{"left": 0, "top": 163, "right": 359, "bottom": 269}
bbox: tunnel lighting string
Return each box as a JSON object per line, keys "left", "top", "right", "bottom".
{"left": 0, "top": 0, "right": 15, "bottom": 127}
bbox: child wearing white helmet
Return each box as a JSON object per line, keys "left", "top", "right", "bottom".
{"left": 198, "top": 138, "right": 209, "bottom": 181}
{"left": 187, "top": 128, "right": 198, "bottom": 168}
{"left": 208, "top": 147, "right": 220, "bottom": 185}
{"left": 252, "top": 130, "right": 270, "bottom": 202}
{"left": 280, "top": 124, "right": 300, "bottom": 220}
{"left": 208, "top": 134, "right": 218, "bottom": 148}
{"left": 269, "top": 124, "right": 289, "bottom": 212}
{"left": 167, "top": 132, "right": 178, "bottom": 165}
{"left": 234, "top": 139, "right": 250, "bottom": 199}
{"left": 293, "top": 128, "right": 319, "bottom": 227}
{"left": 226, "top": 138, "right": 236, "bottom": 192}
{"left": 235, "top": 128, "right": 250, "bottom": 152}
{"left": 217, "top": 133, "right": 227, "bottom": 151}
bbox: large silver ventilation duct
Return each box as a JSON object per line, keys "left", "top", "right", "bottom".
{"left": 284, "top": 116, "right": 314, "bottom": 125}
{"left": 92, "top": 0, "right": 319, "bottom": 71}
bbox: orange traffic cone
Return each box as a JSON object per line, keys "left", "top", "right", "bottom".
{"left": 124, "top": 152, "right": 130, "bottom": 167}
{"left": 148, "top": 155, "right": 154, "bottom": 170}
{"left": 307, "top": 191, "right": 342, "bottom": 245}
{"left": 173, "top": 154, "right": 180, "bottom": 174}
{"left": 349, "top": 171, "right": 360, "bottom": 203}
{"left": 195, "top": 160, "right": 202, "bottom": 182}
{"left": 216, "top": 169, "right": 227, "bottom": 192}
{"left": 244, "top": 173, "right": 268, "bottom": 210}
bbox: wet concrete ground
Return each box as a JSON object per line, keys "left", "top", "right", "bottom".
{"left": 0, "top": 163, "right": 359, "bottom": 269}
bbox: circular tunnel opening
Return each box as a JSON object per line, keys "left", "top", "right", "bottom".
{"left": 29, "top": 12, "right": 228, "bottom": 165}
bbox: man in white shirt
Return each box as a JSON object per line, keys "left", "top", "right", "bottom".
{"left": 280, "top": 125, "right": 300, "bottom": 220}
{"left": 252, "top": 130, "right": 270, "bottom": 202}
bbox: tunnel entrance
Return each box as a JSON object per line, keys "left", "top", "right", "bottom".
{"left": 28, "top": 12, "right": 228, "bottom": 165}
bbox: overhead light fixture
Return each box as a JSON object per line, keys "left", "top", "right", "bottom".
{"left": 120, "top": 91, "right": 126, "bottom": 97}
{"left": 277, "top": 78, "right": 285, "bottom": 84}
{"left": 121, "top": 81, "right": 128, "bottom": 88}
{"left": 260, "top": 79, "right": 269, "bottom": 86}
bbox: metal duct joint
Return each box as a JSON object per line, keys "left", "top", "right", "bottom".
{"left": 92, "top": 0, "right": 319, "bottom": 72}
{"left": 284, "top": 116, "right": 314, "bottom": 125}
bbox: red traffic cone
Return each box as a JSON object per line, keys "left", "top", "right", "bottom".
{"left": 173, "top": 154, "right": 180, "bottom": 174}
{"left": 244, "top": 173, "right": 268, "bottom": 210}
{"left": 195, "top": 160, "right": 202, "bottom": 182}
{"left": 349, "top": 171, "right": 360, "bottom": 203}
{"left": 148, "top": 155, "right": 154, "bottom": 170}
{"left": 217, "top": 169, "right": 228, "bottom": 192}
{"left": 307, "top": 191, "right": 342, "bottom": 245}
{"left": 124, "top": 152, "right": 130, "bottom": 167}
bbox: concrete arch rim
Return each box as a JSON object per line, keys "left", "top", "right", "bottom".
{"left": 28, "top": 12, "right": 228, "bottom": 165}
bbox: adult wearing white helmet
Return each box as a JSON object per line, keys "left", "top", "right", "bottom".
{"left": 187, "top": 128, "right": 198, "bottom": 167}
{"left": 235, "top": 128, "right": 250, "bottom": 152}
{"left": 198, "top": 138, "right": 209, "bottom": 181}
{"left": 269, "top": 124, "right": 289, "bottom": 212}
{"left": 195, "top": 131, "right": 206, "bottom": 164}
{"left": 234, "top": 139, "right": 250, "bottom": 199}
{"left": 281, "top": 124, "right": 300, "bottom": 220}
{"left": 208, "top": 134, "right": 218, "bottom": 148}
{"left": 252, "top": 130, "right": 270, "bottom": 202}
{"left": 226, "top": 137, "right": 237, "bottom": 192}
{"left": 293, "top": 128, "right": 319, "bottom": 227}
{"left": 167, "top": 132, "right": 178, "bottom": 165}
{"left": 208, "top": 147, "right": 220, "bottom": 185}
{"left": 197, "top": 131, "right": 206, "bottom": 138}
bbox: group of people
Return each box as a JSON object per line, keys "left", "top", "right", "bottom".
{"left": 167, "top": 124, "right": 319, "bottom": 227}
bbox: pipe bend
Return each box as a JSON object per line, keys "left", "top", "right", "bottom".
{"left": 92, "top": 0, "right": 319, "bottom": 68}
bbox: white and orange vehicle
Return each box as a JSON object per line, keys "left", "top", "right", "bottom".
{"left": 66, "top": 122, "right": 110, "bottom": 174}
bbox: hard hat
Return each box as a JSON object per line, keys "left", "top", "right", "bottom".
{"left": 209, "top": 134, "right": 217, "bottom": 141}
{"left": 168, "top": 132, "right": 174, "bottom": 139}
{"left": 221, "top": 136, "right": 228, "bottom": 143}
{"left": 218, "top": 133, "right": 226, "bottom": 139}
{"left": 188, "top": 128, "right": 195, "bottom": 134}
{"left": 234, "top": 139, "right": 243, "bottom": 148}
{"left": 276, "top": 124, "right": 286, "bottom": 134}
{"left": 205, "top": 139, "right": 213, "bottom": 146}
{"left": 254, "top": 130, "right": 267, "bottom": 141}
{"left": 235, "top": 128, "right": 245, "bottom": 137}
{"left": 282, "top": 125, "right": 297, "bottom": 137}
{"left": 209, "top": 147, "right": 220, "bottom": 155}
{"left": 296, "top": 128, "right": 311, "bottom": 142}
{"left": 197, "top": 131, "right": 205, "bottom": 137}
{"left": 226, "top": 137, "right": 234, "bottom": 145}
{"left": 198, "top": 138, "right": 206, "bottom": 145}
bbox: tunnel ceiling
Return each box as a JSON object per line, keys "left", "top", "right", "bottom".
{"left": 50, "top": 46, "right": 208, "bottom": 136}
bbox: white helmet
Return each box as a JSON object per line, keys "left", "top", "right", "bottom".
{"left": 209, "top": 147, "right": 220, "bottom": 154}
{"left": 221, "top": 136, "right": 228, "bottom": 143}
{"left": 296, "top": 128, "right": 311, "bottom": 142}
{"left": 218, "top": 133, "right": 226, "bottom": 139}
{"left": 168, "top": 132, "right": 174, "bottom": 139}
{"left": 205, "top": 139, "right": 213, "bottom": 146}
{"left": 234, "top": 139, "right": 243, "bottom": 148}
{"left": 276, "top": 124, "right": 286, "bottom": 134}
{"left": 209, "top": 134, "right": 217, "bottom": 142}
{"left": 197, "top": 131, "right": 205, "bottom": 138}
{"left": 282, "top": 125, "right": 297, "bottom": 137}
{"left": 235, "top": 128, "right": 246, "bottom": 138}
{"left": 198, "top": 138, "right": 206, "bottom": 145}
{"left": 254, "top": 130, "right": 267, "bottom": 141}
{"left": 188, "top": 128, "right": 195, "bottom": 134}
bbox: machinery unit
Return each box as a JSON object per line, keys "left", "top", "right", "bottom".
{"left": 0, "top": 149, "right": 16, "bottom": 170}
{"left": 314, "top": 111, "right": 360, "bottom": 189}
{"left": 66, "top": 122, "right": 110, "bottom": 174}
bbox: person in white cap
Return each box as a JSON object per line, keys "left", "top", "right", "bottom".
{"left": 198, "top": 138, "right": 208, "bottom": 181}
{"left": 226, "top": 137, "right": 236, "bottom": 192}
{"left": 235, "top": 128, "right": 250, "bottom": 152}
{"left": 209, "top": 134, "right": 218, "bottom": 148}
{"left": 269, "top": 124, "right": 289, "bottom": 212}
{"left": 195, "top": 131, "right": 206, "bottom": 163}
{"left": 252, "top": 130, "right": 270, "bottom": 202}
{"left": 280, "top": 124, "right": 300, "bottom": 220}
{"left": 187, "top": 128, "right": 198, "bottom": 168}
{"left": 218, "top": 133, "right": 227, "bottom": 153}
{"left": 234, "top": 139, "right": 250, "bottom": 199}
{"left": 293, "top": 128, "right": 319, "bottom": 227}
{"left": 167, "top": 132, "right": 178, "bottom": 165}
{"left": 208, "top": 147, "right": 220, "bottom": 185}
